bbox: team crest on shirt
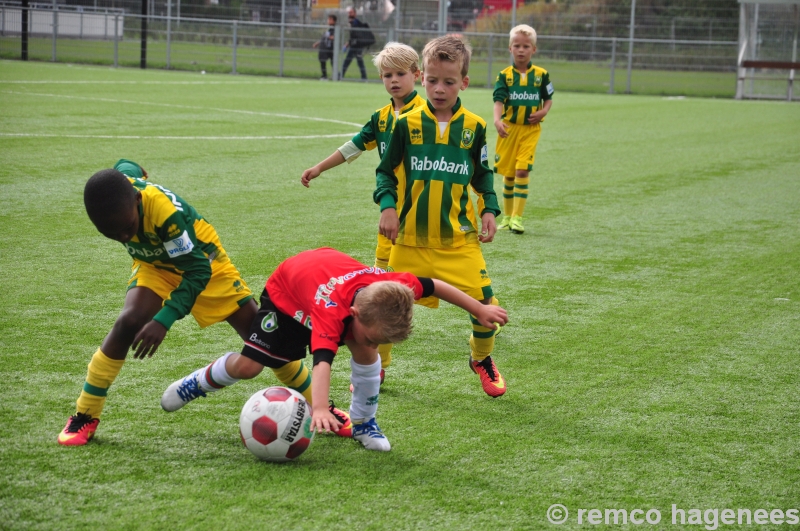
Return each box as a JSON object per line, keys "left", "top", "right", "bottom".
{"left": 461, "top": 128, "right": 475, "bottom": 148}
{"left": 534, "top": 75, "right": 542, "bottom": 86}
{"left": 494, "top": 154, "right": 501, "bottom": 163}
{"left": 144, "top": 232, "right": 160, "bottom": 244}
{"left": 261, "top": 312, "right": 279, "bottom": 333}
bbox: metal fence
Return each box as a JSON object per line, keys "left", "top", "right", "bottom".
{"left": 1, "top": 4, "right": 741, "bottom": 97}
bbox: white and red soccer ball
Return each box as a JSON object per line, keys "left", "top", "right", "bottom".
{"left": 239, "top": 386, "right": 314, "bottom": 462}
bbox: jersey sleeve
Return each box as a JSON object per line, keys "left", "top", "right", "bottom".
{"left": 469, "top": 124, "right": 501, "bottom": 217}
{"left": 542, "top": 71, "right": 554, "bottom": 101}
{"left": 492, "top": 72, "right": 509, "bottom": 103}
{"left": 351, "top": 114, "right": 378, "bottom": 152}
{"left": 151, "top": 211, "right": 212, "bottom": 329}
{"left": 374, "top": 118, "right": 406, "bottom": 211}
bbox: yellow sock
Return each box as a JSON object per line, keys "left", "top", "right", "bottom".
{"left": 469, "top": 314, "right": 496, "bottom": 363}
{"left": 378, "top": 343, "right": 393, "bottom": 370}
{"left": 75, "top": 349, "right": 125, "bottom": 419}
{"left": 374, "top": 257, "right": 390, "bottom": 270}
{"left": 271, "top": 360, "right": 312, "bottom": 405}
{"left": 502, "top": 175, "right": 515, "bottom": 216}
{"left": 512, "top": 175, "right": 530, "bottom": 217}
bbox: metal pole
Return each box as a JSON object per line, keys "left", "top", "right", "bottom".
{"left": 279, "top": 0, "right": 286, "bottom": 76}
{"left": 670, "top": 18, "right": 675, "bottom": 51}
{"left": 626, "top": 0, "right": 635, "bottom": 94}
{"left": 487, "top": 34, "right": 493, "bottom": 87}
{"left": 437, "top": 0, "right": 446, "bottom": 35}
{"left": 333, "top": 24, "right": 341, "bottom": 81}
{"left": 735, "top": 3, "right": 745, "bottom": 99}
{"left": 141, "top": 0, "right": 148, "bottom": 69}
{"left": 177, "top": 0, "right": 180, "bottom": 27}
{"left": 232, "top": 20, "right": 238, "bottom": 75}
{"left": 114, "top": 13, "right": 119, "bottom": 67}
{"left": 789, "top": 5, "right": 798, "bottom": 101}
{"left": 511, "top": 0, "right": 516, "bottom": 29}
{"left": 166, "top": 0, "right": 172, "bottom": 69}
{"left": 21, "top": 0, "right": 29, "bottom": 60}
{"left": 52, "top": 0, "right": 58, "bottom": 62}
{"left": 394, "top": 0, "right": 400, "bottom": 38}
{"left": 609, "top": 37, "right": 616, "bottom": 94}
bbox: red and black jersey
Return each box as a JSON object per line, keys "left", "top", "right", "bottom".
{"left": 266, "top": 248, "right": 426, "bottom": 354}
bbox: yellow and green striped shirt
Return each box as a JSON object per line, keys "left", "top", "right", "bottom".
{"left": 493, "top": 62, "right": 554, "bottom": 125}
{"left": 374, "top": 99, "right": 501, "bottom": 249}
{"left": 351, "top": 90, "right": 426, "bottom": 157}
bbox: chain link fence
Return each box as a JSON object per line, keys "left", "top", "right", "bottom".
{"left": 0, "top": 0, "right": 752, "bottom": 97}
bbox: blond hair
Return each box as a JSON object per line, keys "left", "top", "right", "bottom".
{"left": 373, "top": 42, "right": 419, "bottom": 74}
{"left": 509, "top": 24, "right": 537, "bottom": 47}
{"left": 422, "top": 35, "right": 472, "bottom": 77}
{"left": 355, "top": 281, "right": 415, "bottom": 344}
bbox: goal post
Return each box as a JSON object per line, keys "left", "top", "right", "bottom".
{"left": 736, "top": 0, "right": 800, "bottom": 101}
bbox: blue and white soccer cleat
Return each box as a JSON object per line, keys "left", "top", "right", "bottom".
{"left": 352, "top": 418, "right": 391, "bottom": 451}
{"left": 161, "top": 370, "right": 207, "bottom": 412}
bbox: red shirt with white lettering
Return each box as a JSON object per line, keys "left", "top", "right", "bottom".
{"left": 266, "top": 248, "right": 424, "bottom": 354}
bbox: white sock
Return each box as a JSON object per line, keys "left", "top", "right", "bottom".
{"left": 199, "top": 352, "right": 239, "bottom": 392}
{"left": 349, "top": 357, "right": 381, "bottom": 422}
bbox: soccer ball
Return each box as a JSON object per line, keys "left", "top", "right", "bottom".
{"left": 239, "top": 386, "right": 314, "bottom": 462}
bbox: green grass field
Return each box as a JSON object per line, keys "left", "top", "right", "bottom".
{"left": 1, "top": 60, "right": 799, "bottom": 530}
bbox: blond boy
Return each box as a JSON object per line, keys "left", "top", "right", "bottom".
{"left": 375, "top": 35, "right": 508, "bottom": 397}
{"left": 301, "top": 42, "right": 426, "bottom": 381}
{"left": 493, "top": 24, "right": 554, "bottom": 234}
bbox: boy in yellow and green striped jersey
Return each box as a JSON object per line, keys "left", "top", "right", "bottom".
{"left": 493, "top": 24, "right": 554, "bottom": 234}
{"left": 301, "top": 42, "right": 426, "bottom": 383}
{"left": 58, "top": 161, "right": 325, "bottom": 446}
{"left": 375, "top": 35, "right": 508, "bottom": 397}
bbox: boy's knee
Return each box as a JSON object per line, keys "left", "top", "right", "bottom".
{"left": 515, "top": 170, "right": 529, "bottom": 179}
{"left": 112, "top": 308, "right": 151, "bottom": 339}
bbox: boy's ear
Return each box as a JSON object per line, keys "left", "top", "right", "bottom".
{"left": 461, "top": 75, "right": 470, "bottom": 91}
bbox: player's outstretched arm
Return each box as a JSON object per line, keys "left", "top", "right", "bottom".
{"left": 309, "top": 360, "right": 342, "bottom": 433}
{"left": 431, "top": 279, "right": 508, "bottom": 329}
{"left": 300, "top": 150, "right": 346, "bottom": 187}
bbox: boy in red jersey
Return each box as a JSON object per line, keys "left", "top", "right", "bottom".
{"left": 162, "top": 247, "right": 508, "bottom": 451}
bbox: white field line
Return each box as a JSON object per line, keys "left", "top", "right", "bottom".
{"left": 0, "top": 80, "right": 300, "bottom": 85}
{"left": 0, "top": 132, "right": 355, "bottom": 140}
{"left": 1, "top": 90, "right": 364, "bottom": 128}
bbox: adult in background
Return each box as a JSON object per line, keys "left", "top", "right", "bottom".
{"left": 341, "top": 7, "right": 368, "bottom": 81}
{"left": 313, "top": 14, "right": 337, "bottom": 80}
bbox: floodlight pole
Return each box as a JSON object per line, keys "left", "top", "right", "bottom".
{"left": 140, "top": 0, "right": 148, "bottom": 69}
{"left": 626, "top": 0, "right": 635, "bottom": 94}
